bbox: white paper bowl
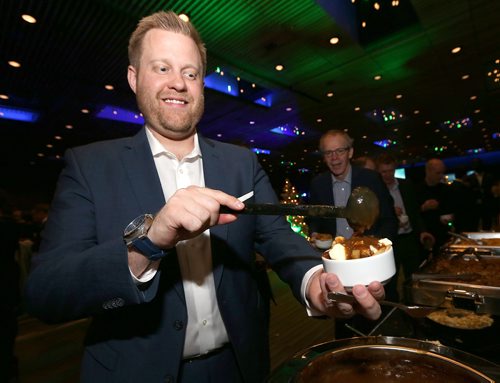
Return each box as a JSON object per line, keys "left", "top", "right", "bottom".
{"left": 322, "top": 245, "right": 396, "bottom": 288}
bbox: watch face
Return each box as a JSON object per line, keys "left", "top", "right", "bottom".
{"left": 123, "top": 214, "right": 153, "bottom": 238}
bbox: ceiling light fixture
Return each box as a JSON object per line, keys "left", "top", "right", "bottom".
{"left": 451, "top": 46, "right": 461, "bottom": 54}
{"left": 178, "top": 14, "right": 189, "bottom": 22}
{"left": 21, "top": 14, "right": 37, "bottom": 23}
{"left": 105, "top": 84, "right": 114, "bottom": 90}
{"left": 461, "top": 74, "right": 470, "bottom": 80}
{"left": 275, "top": 65, "right": 284, "bottom": 71}
{"left": 395, "top": 94, "right": 402, "bottom": 99}
{"left": 329, "top": 37, "right": 340, "bottom": 45}
{"left": 0, "top": 94, "right": 8, "bottom": 100}
{"left": 8, "top": 61, "right": 21, "bottom": 68}
{"left": 374, "top": 75, "right": 382, "bottom": 80}
{"left": 470, "top": 95, "right": 477, "bottom": 100}
{"left": 326, "top": 92, "right": 334, "bottom": 97}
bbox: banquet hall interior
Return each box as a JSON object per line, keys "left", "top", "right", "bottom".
{"left": 1, "top": 0, "right": 500, "bottom": 382}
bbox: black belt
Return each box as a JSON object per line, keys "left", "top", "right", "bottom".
{"left": 182, "top": 344, "right": 230, "bottom": 363}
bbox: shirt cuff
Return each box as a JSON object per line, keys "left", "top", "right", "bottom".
{"left": 301, "top": 264, "right": 325, "bottom": 316}
{"left": 129, "top": 263, "right": 159, "bottom": 285}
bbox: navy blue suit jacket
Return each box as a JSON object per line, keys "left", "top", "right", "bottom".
{"left": 25, "top": 129, "right": 320, "bottom": 383}
{"left": 307, "top": 166, "right": 398, "bottom": 241}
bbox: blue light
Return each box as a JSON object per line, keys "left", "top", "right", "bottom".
{"left": 466, "top": 148, "right": 485, "bottom": 154}
{"left": 373, "top": 139, "right": 395, "bottom": 148}
{"left": 253, "top": 94, "right": 272, "bottom": 107}
{"left": 96, "top": 105, "right": 144, "bottom": 125}
{"left": 0, "top": 105, "right": 39, "bottom": 122}
{"left": 205, "top": 69, "right": 273, "bottom": 107}
{"left": 205, "top": 72, "right": 239, "bottom": 97}
{"left": 270, "top": 124, "right": 305, "bottom": 137}
{"left": 251, "top": 147, "right": 271, "bottom": 155}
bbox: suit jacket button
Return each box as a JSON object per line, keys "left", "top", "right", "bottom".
{"left": 173, "top": 320, "right": 183, "bottom": 331}
{"left": 164, "top": 375, "right": 174, "bottom": 383}
{"left": 115, "top": 298, "right": 125, "bottom": 307}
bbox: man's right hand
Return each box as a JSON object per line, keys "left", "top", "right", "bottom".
{"left": 147, "top": 186, "right": 245, "bottom": 249}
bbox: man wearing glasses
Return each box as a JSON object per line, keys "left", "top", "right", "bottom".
{"left": 307, "top": 130, "right": 397, "bottom": 242}
{"left": 307, "top": 130, "right": 398, "bottom": 338}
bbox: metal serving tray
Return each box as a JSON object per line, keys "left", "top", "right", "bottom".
{"left": 410, "top": 253, "right": 500, "bottom": 315}
{"left": 446, "top": 232, "right": 500, "bottom": 254}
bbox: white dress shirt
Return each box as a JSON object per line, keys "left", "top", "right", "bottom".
{"left": 139, "top": 127, "right": 229, "bottom": 358}
{"left": 331, "top": 167, "right": 354, "bottom": 239}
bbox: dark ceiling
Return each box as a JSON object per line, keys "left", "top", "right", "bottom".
{"left": 1, "top": 0, "right": 499, "bottom": 201}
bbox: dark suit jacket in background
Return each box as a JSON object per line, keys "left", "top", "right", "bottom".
{"left": 397, "top": 178, "right": 426, "bottom": 236}
{"left": 306, "top": 166, "right": 398, "bottom": 241}
{"left": 25, "top": 129, "right": 321, "bottom": 383}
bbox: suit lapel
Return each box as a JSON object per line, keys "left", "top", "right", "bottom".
{"left": 120, "top": 128, "right": 185, "bottom": 300}
{"left": 120, "top": 129, "right": 165, "bottom": 214}
{"left": 199, "top": 136, "right": 229, "bottom": 288}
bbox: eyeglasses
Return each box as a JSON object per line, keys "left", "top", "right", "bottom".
{"left": 321, "top": 147, "right": 351, "bottom": 157}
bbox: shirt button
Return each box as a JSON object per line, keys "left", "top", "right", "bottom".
{"left": 164, "top": 375, "right": 174, "bottom": 383}
{"left": 179, "top": 168, "right": 184, "bottom": 174}
{"left": 202, "top": 320, "right": 207, "bottom": 326}
{"left": 173, "top": 320, "right": 184, "bottom": 331}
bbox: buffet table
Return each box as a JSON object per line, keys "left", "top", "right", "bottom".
{"left": 268, "top": 232, "right": 500, "bottom": 382}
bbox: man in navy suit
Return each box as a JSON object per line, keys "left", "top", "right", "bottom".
{"left": 25, "top": 11, "right": 384, "bottom": 383}
{"left": 306, "top": 130, "right": 398, "bottom": 339}
{"left": 307, "top": 130, "right": 397, "bottom": 242}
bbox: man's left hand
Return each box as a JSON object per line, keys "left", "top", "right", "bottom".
{"left": 306, "top": 271, "right": 384, "bottom": 320}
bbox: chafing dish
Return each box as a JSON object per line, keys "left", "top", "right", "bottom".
{"left": 445, "top": 232, "right": 500, "bottom": 255}
{"left": 410, "top": 250, "right": 500, "bottom": 315}
{"left": 267, "top": 336, "right": 500, "bottom": 382}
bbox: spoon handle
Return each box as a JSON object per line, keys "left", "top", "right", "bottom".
{"left": 220, "top": 203, "right": 347, "bottom": 218}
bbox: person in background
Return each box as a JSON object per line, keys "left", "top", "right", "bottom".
{"left": 0, "top": 189, "right": 21, "bottom": 383}
{"left": 307, "top": 130, "right": 397, "bottom": 242}
{"left": 449, "top": 167, "right": 479, "bottom": 233}
{"left": 467, "top": 158, "right": 497, "bottom": 231}
{"left": 376, "top": 154, "right": 434, "bottom": 302}
{"left": 25, "top": 11, "right": 384, "bottom": 383}
{"left": 307, "top": 130, "right": 397, "bottom": 338}
{"left": 351, "top": 155, "right": 376, "bottom": 170}
{"left": 415, "top": 158, "right": 454, "bottom": 252}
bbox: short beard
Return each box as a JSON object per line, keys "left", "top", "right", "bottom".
{"left": 137, "top": 92, "right": 205, "bottom": 139}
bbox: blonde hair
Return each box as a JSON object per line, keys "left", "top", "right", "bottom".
{"left": 128, "top": 11, "right": 207, "bottom": 76}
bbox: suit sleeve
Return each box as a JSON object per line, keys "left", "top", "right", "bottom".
{"left": 25, "top": 148, "right": 151, "bottom": 323}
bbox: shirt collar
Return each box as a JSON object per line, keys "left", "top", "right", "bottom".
{"left": 145, "top": 126, "right": 202, "bottom": 160}
{"left": 331, "top": 164, "right": 352, "bottom": 184}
